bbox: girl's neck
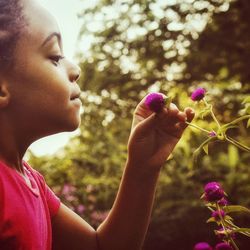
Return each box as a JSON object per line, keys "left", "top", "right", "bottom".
{"left": 0, "top": 119, "right": 27, "bottom": 174}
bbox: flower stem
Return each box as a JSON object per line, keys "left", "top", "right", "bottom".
{"left": 223, "top": 115, "right": 250, "bottom": 127}
{"left": 230, "top": 238, "right": 240, "bottom": 250}
{"left": 185, "top": 121, "right": 211, "bottom": 134}
{"left": 203, "top": 98, "right": 221, "bottom": 129}
{"left": 225, "top": 135, "right": 250, "bottom": 152}
{"left": 216, "top": 203, "right": 239, "bottom": 250}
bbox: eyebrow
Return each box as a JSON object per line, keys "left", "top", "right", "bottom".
{"left": 41, "top": 32, "right": 62, "bottom": 47}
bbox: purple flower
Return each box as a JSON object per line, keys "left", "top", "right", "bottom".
{"left": 194, "top": 242, "right": 213, "bottom": 250}
{"left": 218, "top": 198, "right": 228, "bottom": 206}
{"left": 208, "top": 131, "right": 217, "bottom": 137}
{"left": 144, "top": 92, "right": 166, "bottom": 113}
{"left": 215, "top": 242, "right": 233, "bottom": 250}
{"left": 76, "top": 204, "right": 85, "bottom": 214}
{"left": 212, "top": 210, "right": 226, "bottom": 221}
{"left": 216, "top": 228, "right": 236, "bottom": 240}
{"left": 204, "top": 182, "right": 225, "bottom": 202}
{"left": 191, "top": 87, "right": 206, "bottom": 101}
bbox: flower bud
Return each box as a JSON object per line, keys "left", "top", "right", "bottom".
{"left": 144, "top": 92, "right": 167, "bottom": 113}
{"left": 215, "top": 242, "right": 233, "bottom": 250}
{"left": 215, "top": 227, "right": 236, "bottom": 240}
{"left": 191, "top": 87, "right": 206, "bottom": 101}
{"left": 208, "top": 131, "right": 217, "bottom": 137}
{"left": 204, "top": 182, "right": 225, "bottom": 202}
{"left": 194, "top": 242, "right": 213, "bottom": 250}
{"left": 218, "top": 197, "right": 228, "bottom": 206}
{"left": 212, "top": 210, "right": 226, "bottom": 221}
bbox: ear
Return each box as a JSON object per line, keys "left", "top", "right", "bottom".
{"left": 0, "top": 81, "right": 10, "bottom": 108}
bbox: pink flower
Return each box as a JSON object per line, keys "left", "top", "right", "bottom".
{"left": 215, "top": 227, "right": 236, "bottom": 240}
{"left": 215, "top": 242, "right": 233, "bottom": 250}
{"left": 191, "top": 88, "right": 206, "bottom": 101}
{"left": 144, "top": 92, "right": 166, "bottom": 113}
{"left": 212, "top": 210, "right": 226, "bottom": 221}
{"left": 76, "top": 204, "right": 85, "bottom": 214}
{"left": 194, "top": 242, "right": 213, "bottom": 250}
{"left": 204, "top": 182, "right": 225, "bottom": 202}
{"left": 208, "top": 131, "right": 217, "bottom": 137}
{"left": 218, "top": 198, "right": 228, "bottom": 206}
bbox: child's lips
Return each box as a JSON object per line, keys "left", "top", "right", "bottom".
{"left": 71, "top": 97, "right": 82, "bottom": 107}
{"left": 70, "top": 92, "right": 81, "bottom": 100}
{"left": 70, "top": 89, "right": 82, "bottom": 106}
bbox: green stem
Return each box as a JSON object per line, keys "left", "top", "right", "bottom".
{"left": 225, "top": 135, "right": 250, "bottom": 152}
{"left": 230, "top": 239, "right": 240, "bottom": 250}
{"left": 222, "top": 115, "right": 250, "bottom": 128}
{"left": 203, "top": 98, "right": 221, "bottom": 129}
{"left": 195, "top": 137, "right": 216, "bottom": 152}
{"left": 216, "top": 203, "right": 239, "bottom": 250}
{"left": 225, "top": 220, "right": 250, "bottom": 237}
{"left": 185, "top": 121, "right": 211, "bottom": 134}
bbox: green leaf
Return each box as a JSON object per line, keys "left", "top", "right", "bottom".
{"left": 224, "top": 205, "right": 250, "bottom": 214}
{"left": 233, "top": 228, "right": 250, "bottom": 236}
{"left": 203, "top": 144, "right": 209, "bottom": 155}
{"left": 246, "top": 105, "right": 250, "bottom": 114}
{"left": 164, "top": 96, "right": 173, "bottom": 108}
{"left": 200, "top": 193, "right": 205, "bottom": 199}
{"left": 242, "top": 96, "right": 250, "bottom": 104}
{"left": 247, "top": 118, "right": 250, "bottom": 128}
{"left": 224, "top": 215, "right": 234, "bottom": 221}
{"left": 198, "top": 109, "right": 211, "bottom": 119}
{"left": 206, "top": 217, "right": 216, "bottom": 223}
{"left": 192, "top": 137, "right": 217, "bottom": 166}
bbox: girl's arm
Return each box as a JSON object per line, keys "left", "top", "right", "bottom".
{"left": 52, "top": 94, "right": 194, "bottom": 250}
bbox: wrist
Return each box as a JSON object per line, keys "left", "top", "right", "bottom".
{"left": 125, "top": 158, "right": 161, "bottom": 183}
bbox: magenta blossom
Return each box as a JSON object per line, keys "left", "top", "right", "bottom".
{"left": 215, "top": 242, "right": 233, "bottom": 250}
{"left": 208, "top": 131, "right": 217, "bottom": 137}
{"left": 216, "top": 227, "right": 236, "bottom": 240}
{"left": 194, "top": 242, "right": 213, "bottom": 250}
{"left": 218, "top": 197, "right": 228, "bottom": 206}
{"left": 76, "top": 204, "right": 85, "bottom": 214}
{"left": 191, "top": 87, "right": 206, "bottom": 101}
{"left": 212, "top": 210, "right": 226, "bottom": 221}
{"left": 204, "top": 182, "right": 225, "bottom": 202}
{"left": 144, "top": 92, "right": 166, "bottom": 113}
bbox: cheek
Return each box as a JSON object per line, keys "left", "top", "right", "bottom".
{"left": 10, "top": 69, "right": 70, "bottom": 115}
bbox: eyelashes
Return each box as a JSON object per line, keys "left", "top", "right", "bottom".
{"left": 49, "top": 55, "right": 65, "bottom": 65}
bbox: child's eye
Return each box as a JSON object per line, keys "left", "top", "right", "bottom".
{"left": 49, "top": 55, "right": 65, "bottom": 65}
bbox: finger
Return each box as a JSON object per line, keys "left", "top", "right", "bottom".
{"left": 177, "top": 107, "right": 195, "bottom": 130}
{"left": 131, "top": 112, "right": 157, "bottom": 134}
{"left": 161, "top": 103, "right": 186, "bottom": 122}
{"left": 184, "top": 107, "right": 195, "bottom": 122}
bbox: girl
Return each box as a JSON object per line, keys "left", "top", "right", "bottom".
{"left": 0, "top": 0, "right": 195, "bottom": 249}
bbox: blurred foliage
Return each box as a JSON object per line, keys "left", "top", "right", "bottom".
{"left": 28, "top": 0, "right": 250, "bottom": 249}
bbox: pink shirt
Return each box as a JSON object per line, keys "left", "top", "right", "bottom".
{"left": 0, "top": 160, "right": 61, "bottom": 250}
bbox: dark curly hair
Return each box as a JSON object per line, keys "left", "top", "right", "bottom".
{"left": 0, "top": 0, "right": 27, "bottom": 72}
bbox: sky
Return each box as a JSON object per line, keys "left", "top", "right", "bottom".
{"left": 29, "top": 0, "right": 84, "bottom": 156}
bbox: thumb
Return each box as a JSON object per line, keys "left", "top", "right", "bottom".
{"left": 131, "top": 112, "right": 156, "bottom": 134}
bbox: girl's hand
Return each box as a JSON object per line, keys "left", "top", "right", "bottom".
{"left": 127, "top": 93, "right": 195, "bottom": 174}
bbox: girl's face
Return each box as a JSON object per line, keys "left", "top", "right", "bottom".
{"left": 6, "top": 0, "right": 82, "bottom": 140}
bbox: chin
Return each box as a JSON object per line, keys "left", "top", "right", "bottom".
{"left": 65, "top": 117, "right": 81, "bottom": 132}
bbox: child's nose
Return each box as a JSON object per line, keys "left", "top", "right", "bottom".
{"left": 68, "top": 62, "right": 81, "bottom": 83}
